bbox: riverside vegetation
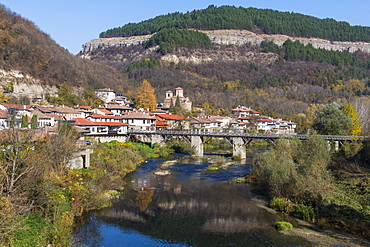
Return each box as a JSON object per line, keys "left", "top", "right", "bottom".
{"left": 0, "top": 126, "right": 173, "bottom": 247}
{"left": 249, "top": 134, "right": 370, "bottom": 240}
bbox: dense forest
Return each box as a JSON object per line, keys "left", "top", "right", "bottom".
{"left": 100, "top": 5, "right": 370, "bottom": 43}
{"left": 261, "top": 40, "right": 370, "bottom": 69}
{"left": 145, "top": 28, "right": 211, "bottom": 54}
{"left": 0, "top": 5, "right": 131, "bottom": 93}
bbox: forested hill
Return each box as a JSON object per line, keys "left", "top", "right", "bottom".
{"left": 100, "top": 5, "right": 370, "bottom": 42}
{"left": 0, "top": 5, "right": 130, "bottom": 92}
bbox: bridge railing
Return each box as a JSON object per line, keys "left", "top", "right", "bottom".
{"left": 127, "top": 130, "right": 365, "bottom": 141}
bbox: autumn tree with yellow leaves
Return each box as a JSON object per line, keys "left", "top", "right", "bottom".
{"left": 342, "top": 102, "right": 362, "bottom": 136}
{"left": 136, "top": 79, "right": 157, "bottom": 111}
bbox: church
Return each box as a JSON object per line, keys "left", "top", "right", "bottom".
{"left": 163, "top": 87, "right": 192, "bottom": 112}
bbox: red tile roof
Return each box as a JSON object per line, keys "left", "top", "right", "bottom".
{"left": 97, "top": 108, "right": 114, "bottom": 115}
{"left": 53, "top": 106, "right": 80, "bottom": 114}
{"left": 156, "top": 114, "right": 189, "bottom": 121}
{"left": 257, "top": 118, "right": 275, "bottom": 122}
{"left": 121, "top": 112, "right": 156, "bottom": 119}
{"left": 153, "top": 109, "right": 168, "bottom": 114}
{"left": 209, "top": 115, "right": 228, "bottom": 119}
{"left": 231, "top": 107, "right": 252, "bottom": 112}
{"left": 70, "top": 118, "right": 128, "bottom": 126}
{"left": 76, "top": 106, "right": 92, "bottom": 110}
{"left": 70, "top": 118, "right": 96, "bottom": 125}
{"left": 87, "top": 114, "right": 121, "bottom": 120}
{"left": 94, "top": 122, "right": 128, "bottom": 126}
{"left": 35, "top": 106, "right": 55, "bottom": 113}
{"left": 0, "top": 109, "right": 9, "bottom": 118}
{"left": 156, "top": 120, "right": 168, "bottom": 126}
{"left": 29, "top": 109, "right": 51, "bottom": 119}
{"left": 201, "top": 117, "right": 221, "bottom": 123}
{"left": 104, "top": 105, "right": 132, "bottom": 110}
{"left": 156, "top": 106, "right": 170, "bottom": 110}
{"left": 1, "top": 103, "right": 32, "bottom": 110}
{"left": 45, "top": 113, "right": 64, "bottom": 121}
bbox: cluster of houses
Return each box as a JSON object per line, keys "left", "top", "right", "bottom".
{"left": 0, "top": 88, "right": 296, "bottom": 135}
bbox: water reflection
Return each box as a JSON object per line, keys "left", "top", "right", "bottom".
{"left": 74, "top": 155, "right": 312, "bottom": 247}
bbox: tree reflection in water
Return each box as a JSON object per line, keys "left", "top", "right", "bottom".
{"left": 74, "top": 155, "right": 313, "bottom": 247}
{"left": 134, "top": 187, "right": 155, "bottom": 211}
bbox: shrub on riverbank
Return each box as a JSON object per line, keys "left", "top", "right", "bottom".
{"left": 275, "top": 221, "right": 293, "bottom": 231}
{"left": 203, "top": 138, "right": 232, "bottom": 153}
{"left": 253, "top": 135, "right": 331, "bottom": 205}
{"left": 90, "top": 141, "right": 173, "bottom": 187}
{"left": 167, "top": 139, "right": 191, "bottom": 153}
{"left": 252, "top": 134, "right": 370, "bottom": 239}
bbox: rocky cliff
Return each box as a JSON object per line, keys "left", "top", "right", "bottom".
{"left": 81, "top": 29, "right": 370, "bottom": 55}
{"left": 0, "top": 69, "right": 57, "bottom": 96}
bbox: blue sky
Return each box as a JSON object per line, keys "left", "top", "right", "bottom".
{"left": 1, "top": 0, "right": 370, "bottom": 54}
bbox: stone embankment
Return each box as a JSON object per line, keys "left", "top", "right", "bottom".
{"left": 81, "top": 29, "right": 370, "bottom": 54}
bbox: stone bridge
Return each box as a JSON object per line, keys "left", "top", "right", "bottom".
{"left": 89, "top": 130, "right": 365, "bottom": 159}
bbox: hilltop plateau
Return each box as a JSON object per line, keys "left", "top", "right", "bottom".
{"left": 82, "top": 29, "right": 370, "bottom": 55}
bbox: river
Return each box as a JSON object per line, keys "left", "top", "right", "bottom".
{"left": 73, "top": 153, "right": 313, "bottom": 247}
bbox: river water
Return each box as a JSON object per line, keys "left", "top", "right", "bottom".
{"left": 73, "top": 154, "right": 313, "bottom": 247}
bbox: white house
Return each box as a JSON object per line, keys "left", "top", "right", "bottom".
{"left": 86, "top": 113, "right": 121, "bottom": 123}
{"left": 231, "top": 106, "right": 259, "bottom": 118}
{"left": 209, "top": 116, "right": 232, "bottom": 128}
{"left": 0, "top": 103, "right": 33, "bottom": 116}
{"left": 111, "top": 96, "right": 132, "bottom": 106}
{"left": 120, "top": 111, "right": 157, "bottom": 130}
{"left": 0, "top": 109, "right": 9, "bottom": 129}
{"left": 70, "top": 118, "right": 129, "bottom": 135}
{"left": 27, "top": 109, "right": 55, "bottom": 127}
{"left": 95, "top": 88, "right": 116, "bottom": 103}
{"left": 256, "top": 118, "right": 277, "bottom": 132}
{"left": 190, "top": 117, "right": 221, "bottom": 131}
{"left": 103, "top": 104, "right": 132, "bottom": 116}
{"left": 256, "top": 117, "right": 296, "bottom": 134}
{"left": 52, "top": 106, "right": 83, "bottom": 120}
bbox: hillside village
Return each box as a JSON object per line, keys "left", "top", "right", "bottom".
{"left": 0, "top": 87, "right": 296, "bottom": 136}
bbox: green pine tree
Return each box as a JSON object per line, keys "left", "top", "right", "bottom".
{"left": 31, "top": 115, "right": 38, "bottom": 129}
{"left": 21, "top": 115, "right": 28, "bottom": 128}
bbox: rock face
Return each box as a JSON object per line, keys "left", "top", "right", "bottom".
{"left": 0, "top": 69, "right": 57, "bottom": 98}
{"left": 81, "top": 35, "right": 152, "bottom": 54}
{"left": 160, "top": 47, "right": 278, "bottom": 65}
{"left": 202, "top": 30, "right": 370, "bottom": 53}
{"left": 81, "top": 29, "right": 370, "bottom": 54}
